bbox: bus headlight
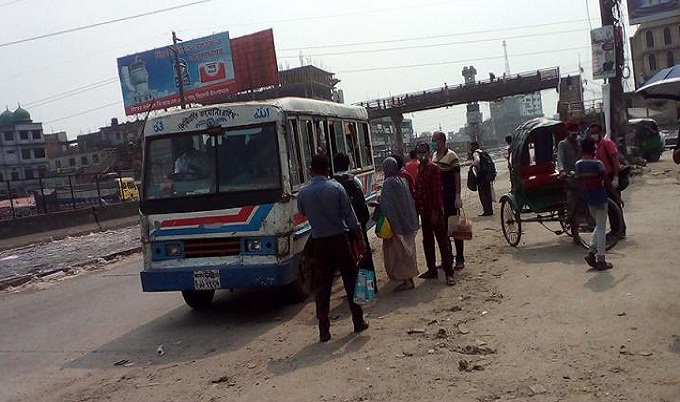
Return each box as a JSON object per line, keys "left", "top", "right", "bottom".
{"left": 242, "top": 236, "right": 276, "bottom": 255}
{"left": 165, "top": 243, "right": 183, "bottom": 257}
{"left": 245, "top": 238, "right": 262, "bottom": 252}
{"left": 151, "top": 241, "right": 184, "bottom": 260}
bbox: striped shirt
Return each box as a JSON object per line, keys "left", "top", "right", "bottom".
{"left": 575, "top": 157, "right": 607, "bottom": 205}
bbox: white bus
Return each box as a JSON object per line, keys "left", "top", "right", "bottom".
{"left": 139, "top": 97, "right": 378, "bottom": 309}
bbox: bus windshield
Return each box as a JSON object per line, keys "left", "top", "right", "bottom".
{"left": 143, "top": 123, "right": 281, "bottom": 200}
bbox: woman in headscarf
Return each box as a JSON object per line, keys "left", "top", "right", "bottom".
{"left": 379, "top": 157, "right": 420, "bottom": 291}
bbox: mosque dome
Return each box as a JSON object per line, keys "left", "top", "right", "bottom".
{"left": 12, "top": 106, "right": 31, "bottom": 123}
{"left": 0, "top": 108, "right": 13, "bottom": 125}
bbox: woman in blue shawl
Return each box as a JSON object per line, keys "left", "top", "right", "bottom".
{"left": 380, "top": 157, "right": 420, "bottom": 290}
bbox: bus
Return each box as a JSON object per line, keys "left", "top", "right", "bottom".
{"left": 139, "top": 97, "right": 378, "bottom": 309}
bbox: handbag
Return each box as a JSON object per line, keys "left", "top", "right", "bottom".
{"left": 449, "top": 209, "right": 473, "bottom": 240}
{"left": 467, "top": 168, "right": 478, "bottom": 191}
{"left": 375, "top": 214, "right": 394, "bottom": 239}
{"left": 353, "top": 268, "right": 376, "bottom": 305}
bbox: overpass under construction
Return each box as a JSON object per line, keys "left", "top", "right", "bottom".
{"left": 356, "top": 66, "right": 561, "bottom": 153}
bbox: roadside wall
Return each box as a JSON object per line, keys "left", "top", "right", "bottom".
{"left": 0, "top": 203, "right": 139, "bottom": 241}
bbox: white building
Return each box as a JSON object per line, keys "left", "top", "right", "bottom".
{"left": 0, "top": 107, "right": 49, "bottom": 181}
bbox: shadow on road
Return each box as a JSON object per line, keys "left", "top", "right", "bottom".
{"left": 267, "top": 333, "right": 371, "bottom": 376}
{"left": 583, "top": 272, "right": 631, "bottom": 293}
{"left": 64, "top": 287, "right": 306, "bottom": 370}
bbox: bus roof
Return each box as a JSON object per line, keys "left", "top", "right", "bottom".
{"left": 149, "top": 97, "right": 368, "bottom": 122}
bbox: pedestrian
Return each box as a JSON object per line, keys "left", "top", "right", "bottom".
{"left": 575, "top": 137, "right": 623, "bottom": 270}
{"left": 379, "top": 157, "right": 420, "bottom": 291}
{"left": 390, "top": 153, "right": 416, "bottom": 198}
{"left": 469, "top": 141, "right": 495, "bottom": 216}
{"left": 430, "top": 131, "right": 466, "bottom": 273}
{"left": 405, "top": 149, "right": 420, "bottom": 181}
{"left": 332, "top": 152, "right": 375, "bottom": 276}
{"left": 414, "top": 143, "right": 455, "bottom": 285}
{"left": 297, "top": 154, "right": 369, "bottom": 342}
{"left": 590, "top": 123, "right": 627, "bottom": 238}
{"left": 504, "top": 134, "right": 514, "bottom": 171}
{"left": 558, "top": 120, "right": 582, "bottom": 224}
{"left": 557, "top": 120, "right": 580, "bottom": 174}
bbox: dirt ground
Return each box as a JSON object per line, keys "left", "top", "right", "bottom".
{"left": 9, "top": 154, "right": 680, "bottom": 402}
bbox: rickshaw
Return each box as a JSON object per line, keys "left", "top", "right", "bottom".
{"left": 499, "top": 117, "right": 623, "bottom": 249}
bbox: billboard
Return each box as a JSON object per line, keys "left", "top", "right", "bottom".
{"left": 627, "top": 0, "right": 680, "bottom": 25}
{"left": 591, "top": 26, "right": 617, "bottom": 80}
{"left": 231, "top": 29, "right": 279, "bottom": 92}
{"left": 118, "top": 29, "right": 279, "bottom": 115}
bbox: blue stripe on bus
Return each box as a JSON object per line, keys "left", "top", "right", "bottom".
{"left": 151, "top": 204, "right": 274, "bottom": 238}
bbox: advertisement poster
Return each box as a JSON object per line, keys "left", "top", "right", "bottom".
{"left": 627, "top": 0, "right": 680, "bottom": 25}
{"left": 591, "top": 26, "right": 616, "bottom": 80}
{"left": 117, "top": 32, "right": 237, "bottom": 115}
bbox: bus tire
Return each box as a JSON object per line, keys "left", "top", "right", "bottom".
{"left": 181, "top": 290, "right": 215, "bottom": 310}
{"left": 287, "top": 248, "right": 314, "bottom": 303}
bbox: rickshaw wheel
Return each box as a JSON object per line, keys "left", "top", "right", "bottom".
{"left": 571, "top": 198, "right": 620, "bottom": 251}
{"left": 500, "top": 197, "right": 522, "bottom": 247}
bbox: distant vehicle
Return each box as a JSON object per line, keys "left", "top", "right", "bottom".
{"left": 661, "top": 129, "right": 678, "bottom": 150}
{"left": 628, "top": 118, "right": 664, "bottom": 162}
{"left": 35, "top": 175, "right": 139, "bottom": 211}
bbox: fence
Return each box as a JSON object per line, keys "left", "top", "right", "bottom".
{"left": 0, "top": 170, "right": 138, "bottom": 221}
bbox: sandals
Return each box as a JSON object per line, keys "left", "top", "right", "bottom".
{"left": 445, "top": 275, "right": 456, "bottom": 286}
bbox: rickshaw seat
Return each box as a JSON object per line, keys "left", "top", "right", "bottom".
{"left": 520, "top": 162, "right": 560, "bottom": 189}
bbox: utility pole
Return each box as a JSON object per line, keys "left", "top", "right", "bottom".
{"left": 171, "top": 31, "right": 187, "bottom": 109}
{"left": 599, "top": 0, "right": 628, "bottom": 154}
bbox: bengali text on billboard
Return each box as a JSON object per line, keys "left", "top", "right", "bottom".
{"left": 118, "top": 29, "right": 280, "bottom": 115}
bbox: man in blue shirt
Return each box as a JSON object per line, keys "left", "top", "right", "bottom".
{"left": 575, "top": 137, "right": 622, "bottom": 271}
{"left": 297, "top": 154, "right": 368, "bottom": 342}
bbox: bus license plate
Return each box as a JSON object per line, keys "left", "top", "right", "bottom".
{"left": 193, "top": 270, "right": 221, "bottom": 290}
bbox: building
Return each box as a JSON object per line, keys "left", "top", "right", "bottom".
{"left": 629, "top": 15, "right": 680, "bottom": 126}
{"left": 211, "top": 65, "right": 343, "bottom": 104}
{"left": 491, "top": 92, "right": 544, "bottom": 140}
{"left": 0, "top": 106, "right": 49, "bottom": 182}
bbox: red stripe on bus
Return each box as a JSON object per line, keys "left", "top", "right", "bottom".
{"left": 161, "top": 206, "right": 255, "bottom": 227}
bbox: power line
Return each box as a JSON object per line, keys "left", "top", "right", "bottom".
{"left": 278, "top": 28, "right": 588, "bottom": 59}
{"left": 0, "top": 0, "right": 216, "bottom": 49}
{"left": 0, "top": 0, "right": 23, "bottom": 7}
{"left": 24, "top": 78, "right": 118, "bottom": 109}
{"left": 44, "top": 101, "right": 121, "bottom": 124}
{"left": 278, "top": 18, "right": 590, "bottom": 52}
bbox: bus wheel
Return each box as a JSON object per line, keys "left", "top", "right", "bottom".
{"left": 181, "top": 290, "right": 215, "bottom": 310}
{"left": 288, "top": 249, "right": 313, "bottom": 303}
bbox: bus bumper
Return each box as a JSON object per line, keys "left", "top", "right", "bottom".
{"left": 140, "top": 256, "right": 300, "bottom": 292}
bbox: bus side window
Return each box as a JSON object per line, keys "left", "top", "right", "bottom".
{"left": 328, "top": 120, "right": 347, "bottom": 169}
{"left": 358, "top": 122, "right": 373, "bottom": 166}
{"left": 286, "top": 119, "right": 304, "bottom": 187}
{"left": 345, "top": 121, "right": 361, "bottom": 169}
{"left": 300, "top": 119, "right": 315, "bottom": 179}
{"left": 315, "top": 120, "right": 331, "bottom": 157}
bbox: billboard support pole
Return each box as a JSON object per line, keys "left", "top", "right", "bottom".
{"left": 599, "top": 0, "right": 628, "bottom": 155}
{"left": 171, "top": 31, "right": 187, "bottom": 109}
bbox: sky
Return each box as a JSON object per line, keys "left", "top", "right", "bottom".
{"left": 0, "top": 0, "right": 639, "bottom": 139}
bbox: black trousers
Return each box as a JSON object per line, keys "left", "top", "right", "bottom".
{"left": 607, "top": 174, "right": 627, "bottom": 235}
{"left": 313, "top": 233, "right": 364, "bottom": 327}
{"left": 421, "top": 213, "right": 454, "bottom": 274}
{"left": 477, "top": 178, "right": 493, "bottom": 215}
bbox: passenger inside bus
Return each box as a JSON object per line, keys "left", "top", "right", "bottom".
{"left": 169, "top": 138, "right": 211, "bottom": 181}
